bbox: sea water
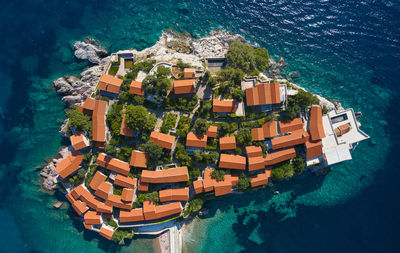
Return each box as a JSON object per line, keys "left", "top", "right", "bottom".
{"left": 0, "top": 0, "right": 399, "bottom": 252}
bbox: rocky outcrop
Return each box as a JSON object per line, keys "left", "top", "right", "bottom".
{"left": 40, "top": 147, "right": 71, "bottom": 192}
{"left": 73, "top": 37, "right": 108, "bottom": 64}
{"left": 53, "top": 57, "right": 109, "bottom": 106}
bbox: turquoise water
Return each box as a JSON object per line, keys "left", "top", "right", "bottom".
{"left": 0, "top": 0, "right": 399, "bottom": 252}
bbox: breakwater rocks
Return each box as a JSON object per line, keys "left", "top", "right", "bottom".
{"left": 40, "top": 147, "right": 71, "bottom": 191}
{"left": 73, "top": 37, "right": 108, "bottom": 64}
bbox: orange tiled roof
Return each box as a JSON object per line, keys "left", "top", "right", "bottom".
{"left": 150, "top": 131, "right": 175, "bottom": 150}
{"left": 206, "top": 126, "right": 218, "bottom": 138}
{"left": 79, "top": 96, "right": 96, "bottom": 114}
{"left": 193, "top": 180, "right": 204, "bottom": 194}
{"left": 120, "top": 114, "right": 134, "bottom": 137}
{"left": 120, "top": 208, "right": 144, "bottom": 223}
{"left": 213, "top": 99, "right": 236, "bottom": 113}
{"left": 183, "top": 68, "right": 196, "bottom": 78}
{"left": 186, "top": 132, "right": 207, "bottom": 148}
{"left": 84, "top": 211, "right": 102, "bottom": 225}
{"left": 251, "top": 170, "right": 271, "bottom": 187}
{"left": 143, "top": 201, "right": 183, "bottom": 221}
{"left": 334, "top": 123, "right": 351, "bottom": 137}
{"left": 105, "top": 194, "right": 131, "bottom": 210}
{"left": 114, "top": 174, "right": 137, "bottom": 189}
{"left": 245, "top": 146, "right": 263, "bottom": 158}
{"left": 262, "top": 121, "right": 278, "bottom": 138}
{"left": 121, "top": 188, "right": 134, "bottom": 202}
{"left": 214, "top": 174, "right": 232, "bottom": 196}
{"left": 71, "top": 200, "right": 89, "bottom": 216}
{"left": 89, "top": 171, "right": 107, "bottom": 191}
{"left": 219, "top": 154, "right": 246, "bottom": 170}
{"left": 173, "top": 79, "right": 196, "bottom": 94}
{"left": 55, "top": 151, "right": 83, "bottom": 178}
{"left": 130, "top": 150, "right": 147, "bottom": 168}
{"left": 83, "top": 222, "right": 92, "bottom": 230}
{"left": 279, "top": 118, "right": 303, "bottom": 134}
{"left": 94, "top": 181, "right": 112, "bottom": 200}
{"left": 251, "top": 127, "right": 265, "bottom": 141}
{"left": 309, "top": 105, "right": 325, "bottom": 141}
{"left": 248, "top": 156, "right": 266, "bottom": 171}
{"left": 265, "top": 148, "right": 296, "bottom": 166}
{"left": 96, "top": 153, "right": 131, "bottom": 176}
{"left": 98, "top": 74, "right": 123, "bottom": 94}
{"left": 70, "top": 133, "right": 89, "bottom": 151}
{"left": 96, "top": 203, "right": 113, "bottom": 214}
{"left": 271, "top": 130, "right": 309, "bottom": 150}
{"left": 231, "top": 174, "right": 239, "bottom": 186}
{"left": 203, "top": 170, "right": 215, "bottom": 192}
{"left": 159, "top": 188, "right": 189, "bottom": 202}
{"left": 137, "top": 178, "right": 149, "bottom": 192}
{"left": 306, "top": 140, "right": 323, "bottom": 160}
{"left": 99, "top": 226, "right": 114, "bottom": 240}
{"left": 246, "top": 83, "right": 280, "bottom": 106}
{"left": 219, "top": 136, "right": 236, "bottom": 150}
{"left": 129, "top": 80, "right": 144, "bottom": 96}
{"left": 141, "top": 167, "right": 189, "bottom": 184}
{"left": 92, "top": 100, "right": 107, "bottom": 143}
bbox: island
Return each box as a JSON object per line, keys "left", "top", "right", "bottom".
{"left": 40, "top": 29, "right": 369, "bottom": 248}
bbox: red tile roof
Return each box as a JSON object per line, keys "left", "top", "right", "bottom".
{"left": 137, "top": 178, "right": 149, "bottom": 192}
{"left": 130, "top": 150, "right": 147, "bottom": 168}
{"left": 94, "top": 181, "right": 112, "bottom": 200}
{"left": 150, "top": 131, "right": 175, "bottom": 150}
{"left": 173, "top": 79, "right": 196, "bottom": 94}
{"left": 245, "top": 146, "right": 263, "bottom": 158}
{"left": 84, "top": 211, "right": 102, "bottom": 225}
{"left": 219, "top": 136, "right": 236, "bottom": 150}
{"left": 309, "top": 105, "right": 325, "bottom": 141}
{"left": 206, "top": 126, "right": 218, "bottom": 138}
{"left": 120, "top": 114, "right": 134, "bottom": 137}
{"left": 92, "top": 100, "right": 107, "bottom": 143}
{"left": 105, "top": 194, "right": 131, "bottom": 210}
{"left": 55, "top": 151, "right": 83, "bottom": 178}
{"left": 305, "top": 140, "right": 323, "bottom": 160}
{"left": 114, "top": 174, "right": 137, "bottom": 189}
{"left": 251, "top": 127, "right": 265, "bottom": 141}
{"left": 71, "top": 200, "right": 89, "bottom": 216}
{"left": 183, "top": 68, "right": 196, "bottom": 78}
{"left": 265, "top": 148, "right": 296, "bottom": 166}
{"left": 202, "top": 170, "right": 215, "bottom": 192}
{"left": 186, "top": 132, "right": 207, "bottom": 148}
{"left": 193, "top": 180, "right": 204, "bottom": 194}
{"left": 89, "top": 171, "right": 107, "bottom": 191}
{"left": 248, "top": 156, "right": 266, "bottom": 171}
{"left": 129, "top": 80, "right": 144, "bottom": 96}
{"left": 250, "top": 170, "right": 271, "bottom": 187}
{"left": 246, "top": 83, "right": 280, "bottom": 106}
{"left": 334, "top": 123, "right": 351, "bottom": 137}
{"left": 79, "top": 96, "right": 96, "bottom": 114}
{"left": 279, "top": 118, "right": 303, "bottom": 134}
{"left": 143, "top": 201, "right": 183, "bottom": 221}
{"left": 70, "top": 133, "right": 89, "bottom": 151}
{"left": 96, "top": 153, "right": 131, "bottom": 176}
{"left": 99, "top": 226, "right": 114, "bottom": 240}
{"left": 121, "top": 188, "right": 134, "bottom": 203}
{"left": 120, "top": 208, "right": 144, "bottom": 223}
{"left": 159, "top": 188, "right": 189, "bottom": 202}
{"left": 213, "top": 99, "right": 236, "bottom": 113}
{"left": 219, "top": 154, "right": 246, "bottom": 170}
{"left": 214, "top": 174, "right": 232, "bottom": 196}
{"left": 141, "top": 167, "right": 189, "bottom": 184}
{"left": 98, "top": 74, "right": 123, "bottom": 94}
{"left": 271, "top": 130, "right": 309, "bottom": 150}
{"left": 263, "top": 121, "right": 278, "bottom": 138}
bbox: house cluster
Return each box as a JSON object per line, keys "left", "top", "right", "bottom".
{"left": 55, "top": 57, "right": 368, "bottom": 241}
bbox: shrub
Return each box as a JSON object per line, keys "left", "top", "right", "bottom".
{"left": 293, "top": 156, "right": 306, "bottom": 175}
{"left": 271, "top": 162, "right": 295, "bottom": 181}
{"left": 160, "top": 113, "right": 177, "bottom": 133}
{"left": 236, "top": 128, "right": 252, "bottom": 146}
{"left": 226, "top": 41, "right": 269, "bottom": 74}
{"left": 66, "top": 106, "right": 91, "bottom": 133}
{"left": 189, "top": 198, "right": 204, "bottom": 213}
{"left": 106, "top": 102, "right": 123, "bottom": 137}
{"left": 177, "top": 59, "right": 192, "bottom": 69}
{"left": 106, "top": 219, "right": 118, "bottom": 228}
{"left": 140, "top": 141, "right": 163, "bottom": 165}
{"left": 211, "top": 169, "right": 225, "bottom": 181}
{"left": 238, "top": 173, "right": 250, "bottom": 191}
{"left": 193, "top": 118, "right": 208, "bottom": 135}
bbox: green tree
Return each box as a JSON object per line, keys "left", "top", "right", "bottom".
{"left": 293, "top": 156, "right": 305, "bottom": 175}
{"left": 140, "top": 141, "right": 163, "bottom": 162}
{"left": 174, "top": 143, "right": 191, "bottom": 166}
{"left": 193, "top": 118, "right": 208, "bottom": 135}
{"left": 66, "top": 106, "right": 91, "bottom": 133}
{"left": 232, "top": 89, "right": 244, "bottom": 102}
{"left": 236, "top": 128, "right": 252, "bottom": 146}
{"left": 226, "top": 41, "right": 269, "bottom": 74}
{"left": 238, "top": 173, "right": 250, "bottom": 191}
{"left": 144, "top": 113, "right": 157, "bottom": 132}
{"left": 211, "top": 169, "right": 225, "bottom": 181}
{"left": 271, "top": 162, "right": 295, "bottom": 181}
{"left": 125, "top": 105, "right": 149, "bottom": 131}
{"left": 106, "top": 102, "right": 123, "bottom": 136}
{"left": 189, "top": 198, "right": 203, "bottom": 213}
{"left": 156, "top": 65, "right": 171, "bottom": 79}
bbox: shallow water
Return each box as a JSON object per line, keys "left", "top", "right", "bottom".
{"left": 0, "top": 0, "right": 399, "bottom": 252}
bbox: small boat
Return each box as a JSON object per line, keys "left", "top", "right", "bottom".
{"left": 274, "top": 191, "right": 280, "bottom": 195}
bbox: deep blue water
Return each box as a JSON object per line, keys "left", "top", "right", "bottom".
{"left": 0, "top": 0, "right": 399, "bottom": 252}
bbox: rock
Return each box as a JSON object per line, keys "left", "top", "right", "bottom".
{"left": 277, "top": 57, "right": 287, "bottom": 67}
{"left": 53, "top": 77, "right": 73, "bottom": 94}
{"left": 62, "top": 95, "right": 83, "bottom": 105}
{"left": 53, "top": 201, "right": 63, "bottom": 209}
{"left": 289, "top": 71, "right": 300, "bottom": 79}
{"left": 73, "top": 37, "right": 108, "bottom": 64}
